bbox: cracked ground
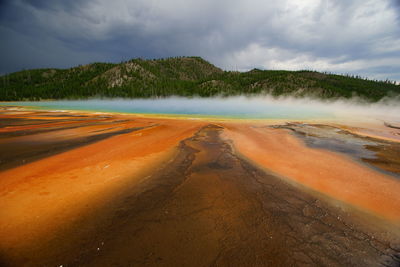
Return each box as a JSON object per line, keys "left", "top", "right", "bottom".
{"left": 0, "top": 110, "right": 399, "bottom": 266}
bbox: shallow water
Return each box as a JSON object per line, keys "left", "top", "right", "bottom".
{"left": 2, "top": 96, "right": 400, "bottom": 122}
{"left": 1, "top": 97, "right": 334, "bottom": 119}
{"left": 282, "top": 124, "right": 377, "bottom": 157}
{"left": 275, "top": 123, "right": 400, "bottom": 178}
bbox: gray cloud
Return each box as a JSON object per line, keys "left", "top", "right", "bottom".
{"left": 0, "top": 0, "right": 399, "bottom": 82}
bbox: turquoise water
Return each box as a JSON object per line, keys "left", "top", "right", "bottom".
{"left": 1, "top": 97, "right": 337, "bottom": 119}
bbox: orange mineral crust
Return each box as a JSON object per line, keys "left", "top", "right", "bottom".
{"left": 0, "top": 116, "right": 204, "bottom": 257}
{"left": 222, "top": 123, "right": 400, "bottom": 223}
{"left": 0, "top": 108, "right": 400, "bottom": 266}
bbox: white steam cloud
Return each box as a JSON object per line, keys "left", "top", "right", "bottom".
{"left": 5, "top": 95, "right": 400, "bottom": 124}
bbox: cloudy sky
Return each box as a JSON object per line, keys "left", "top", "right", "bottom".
{"left": 1, "top": 0, "right": 399, "bottom": 81}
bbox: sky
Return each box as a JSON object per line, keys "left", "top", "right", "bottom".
{"left": 1, "top": 0, "right": 399, "bottom": 82}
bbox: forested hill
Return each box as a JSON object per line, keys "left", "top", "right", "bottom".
{"left": 1, "top": 56, "right": 399, "bottom": 101}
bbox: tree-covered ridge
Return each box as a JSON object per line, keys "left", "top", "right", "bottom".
{"left": 1, "top": 56, "right": 399, "bottom": 101}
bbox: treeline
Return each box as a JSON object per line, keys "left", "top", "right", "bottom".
{"left": 1, "top": 57, "right": 399, "bottom": 102}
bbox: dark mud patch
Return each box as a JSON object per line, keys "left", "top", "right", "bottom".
{"left": 272, "top": 123, "right": 400, "bottom": 178}
{"left": 0, "top": 118, "right": 127, "bottom": 138}
{"left": 0, "top": 125, "right": 156, "bottom": 171}
{"left": 384, "top": 122, "right": 400, "bottom": 130}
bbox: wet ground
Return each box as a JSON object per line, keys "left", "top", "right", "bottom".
{"left": 272, "top": 122, "right": 400, "bottom": 178}
{"left": 0, "top": 108, "right": 156, "bottom": 170}
{"left": 0, "top": 108, "right": 399, "bottom": 266}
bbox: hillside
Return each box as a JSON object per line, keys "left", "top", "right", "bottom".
{"left": 1, "top": 56, "right": 399, "bottom": 101}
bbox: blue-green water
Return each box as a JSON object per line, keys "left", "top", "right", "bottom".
{"left": 2, "top": 96, "right": 400, "bottom": 120}
{"left": 1, "top": 97, "right": 336, "bottom": 119}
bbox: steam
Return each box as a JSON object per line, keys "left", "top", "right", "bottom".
{"left": 3, "top": 95, "right": 400, "bottom": 123}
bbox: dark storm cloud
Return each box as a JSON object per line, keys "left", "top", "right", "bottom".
{"left": 0, "top": 0, "right": 13, "bottom": 17}
{"left": 0, "top": 0, "right": 399, "bottom": 82}
{"left": 392, "top": 0, "right": 400, "bottom": 9}
{"left": 21, "top": 0, "right": 79, "bottom": 10}
{"left": 390, "top": 0, "right": 400, "bottom": 22}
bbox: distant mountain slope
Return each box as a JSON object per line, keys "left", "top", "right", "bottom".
{"left": 1, "top": 56, "right": 399, "bottom": 101}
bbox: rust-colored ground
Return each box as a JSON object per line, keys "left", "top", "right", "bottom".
{"left": 0, "top": 107, "right": 399, "bottom": 266}
{"left": 222, "top": 123, "right": 400, "bottom": 223}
